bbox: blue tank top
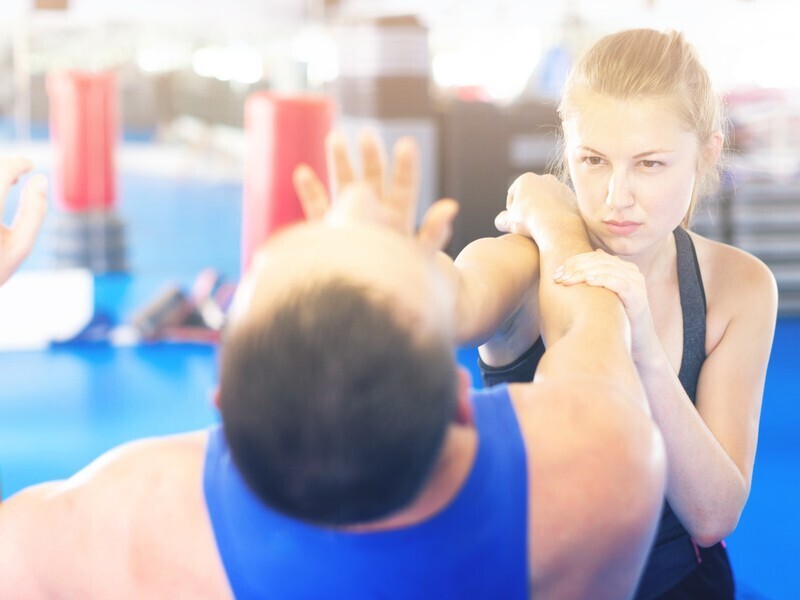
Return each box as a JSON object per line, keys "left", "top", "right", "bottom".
{"left": 479, "top": 227, "right": 712, "bottom": 599}
{"left": 203, "top": 385, "right": 528, "bottom": 599}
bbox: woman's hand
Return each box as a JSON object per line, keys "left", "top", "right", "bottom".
{"left": 0, "top": 158, "right": 48, "bottom": 286}
{"left": 495, "top": 173, "right": 582, "bottom": 247}
{"left": 554, "top": 249, "right": 661, "bottom": 363}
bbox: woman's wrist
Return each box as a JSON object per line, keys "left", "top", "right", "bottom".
{"left": 633, "top": 338, "right": 672, "bottom": 375}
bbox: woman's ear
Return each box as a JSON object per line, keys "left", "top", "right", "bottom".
{"left": 703, "top": 131, "right": 724, "bottom": 169}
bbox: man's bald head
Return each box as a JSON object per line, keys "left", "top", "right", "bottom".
{"left": 218, "top": 221, "right": 459, "bottom": 525}
{"left": 228, "top": 221, "right": 454, "bottom": 343}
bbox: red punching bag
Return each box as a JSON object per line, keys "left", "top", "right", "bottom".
{"left": 241, "top": 92, "right": 334, "bottom": 274}
{"left": 47, "top": 70, "right": 117, "bottom": 213}
{"left": 45, "top": 70, "right": 126, "bottom": 272}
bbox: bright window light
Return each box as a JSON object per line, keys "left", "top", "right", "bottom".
{"left": 431, "top": 27, "right": 541, "bottom": 102}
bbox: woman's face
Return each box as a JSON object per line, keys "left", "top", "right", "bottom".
{"left": 564, "top": 94, "right": 701, "bottom": 259}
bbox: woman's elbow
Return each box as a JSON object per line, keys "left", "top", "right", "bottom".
{"left": 688, "top": 487, "right": 749, "bottom": 548}
{"left": 689, "top": 510, "right": 741, "bottom": 548}
{"left": 692, "top": 519, "right": 738, "bottom": 548}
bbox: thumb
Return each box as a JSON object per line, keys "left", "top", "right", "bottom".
{"left": 494, "top": 210, "right": 512, "bottom": 233}
{"left": 418, "top": 198, "right": 459, "bottom": 253}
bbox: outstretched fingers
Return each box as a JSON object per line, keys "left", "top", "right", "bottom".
{"left": 293, "top": 164, "right": 330, "bottom": 221}
{"left": 358, "top": 130, "right": 386, "bottom": 200}
{"left": 326, "top": 130, "right": 356, "bottom": 198}
{"left": 386, "top": 136, "right": 419, "bottom": 232}
{"left": 311, "top": 130, "right": 428, "bottom": 237}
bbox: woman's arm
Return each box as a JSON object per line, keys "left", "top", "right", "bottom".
{"left": 645, "top": 242, "right": 777, "bottom": 546}
{"left": 549, "top": 237, "right": 778, "bottom": 546}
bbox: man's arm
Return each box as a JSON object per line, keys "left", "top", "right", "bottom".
{"left": 502, "top": 174, "right": 666, "bottom": 599}
{"left": 294, "top": 131, "right": 541, "bottom": 348}
{"left": 437, "top": 234, "right": 539, "bottom": 347}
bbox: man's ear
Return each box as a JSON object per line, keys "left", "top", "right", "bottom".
{"left": 211, "top": 387, "right": 221, "bottom": 411}
{"left": 454, "top": 367, "right": 474, "bottom": 426}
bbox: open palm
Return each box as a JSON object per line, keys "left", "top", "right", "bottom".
{"left": 293, "top": 130, "right": 457, "bottom": 254}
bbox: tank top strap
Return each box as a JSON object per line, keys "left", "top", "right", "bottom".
{"left": 673, "top": 227, "right": 707, "bottom": 403}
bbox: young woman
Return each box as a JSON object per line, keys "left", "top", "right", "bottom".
{"left": 301, "top": 28, "right": 776, "bottom": 598}
{"left": 485, "top": 29, "right": 778, "bottom": 598}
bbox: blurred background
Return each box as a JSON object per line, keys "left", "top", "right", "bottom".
{"left": 0, "top": 1, "right": 798, "bottom": 599}
{"left": 3, "top": 0, "right": 800, "bottom": 288}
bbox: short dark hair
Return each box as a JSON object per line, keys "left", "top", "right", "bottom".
{"left": 219, "top": 277, "right": 458, "bottom": 525}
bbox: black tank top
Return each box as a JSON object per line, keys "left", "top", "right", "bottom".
{"left": 479, "top": 228, "right": 719, "bottom": 599}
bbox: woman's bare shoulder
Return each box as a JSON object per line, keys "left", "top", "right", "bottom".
{"left": 688, "top": 231, "right": 778, "bottom": 316}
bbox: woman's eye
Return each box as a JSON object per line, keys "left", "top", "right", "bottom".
{"left": 582, "top": 156, "right": 603, "bottom": 166}
{"left": 640, "top": 160, "right": 663, "bottom": 168}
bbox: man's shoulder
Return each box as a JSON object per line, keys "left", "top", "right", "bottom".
{"left": 506, "top": 377, "right": 649, "bottom": 451}
{"left": 477, "top": 379, "right": 619, "bottom": 470}
{"left": 68, "top": 429, "right": 226, "bottom": 596}
{"left": 0, "top": 430, "right": 218, "bottom": 598}
{"left": 73, "top": 430, "right": 211, "bottom": 500}
{"left": 108, "top": 430, "right": 210, "bottom": 472}
{"left": 48, "top": 429, "right": 212, "bottom": 543}
{"left": 5, "top": 429, "right": 210, "bottom": 516}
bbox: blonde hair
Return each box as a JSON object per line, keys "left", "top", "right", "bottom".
{"left": 557, "top": 29, "right": 726, "bottom": 227}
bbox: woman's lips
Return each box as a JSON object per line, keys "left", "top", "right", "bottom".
{"left": 603, "top": 220, "right": 641, "bottom": 235}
